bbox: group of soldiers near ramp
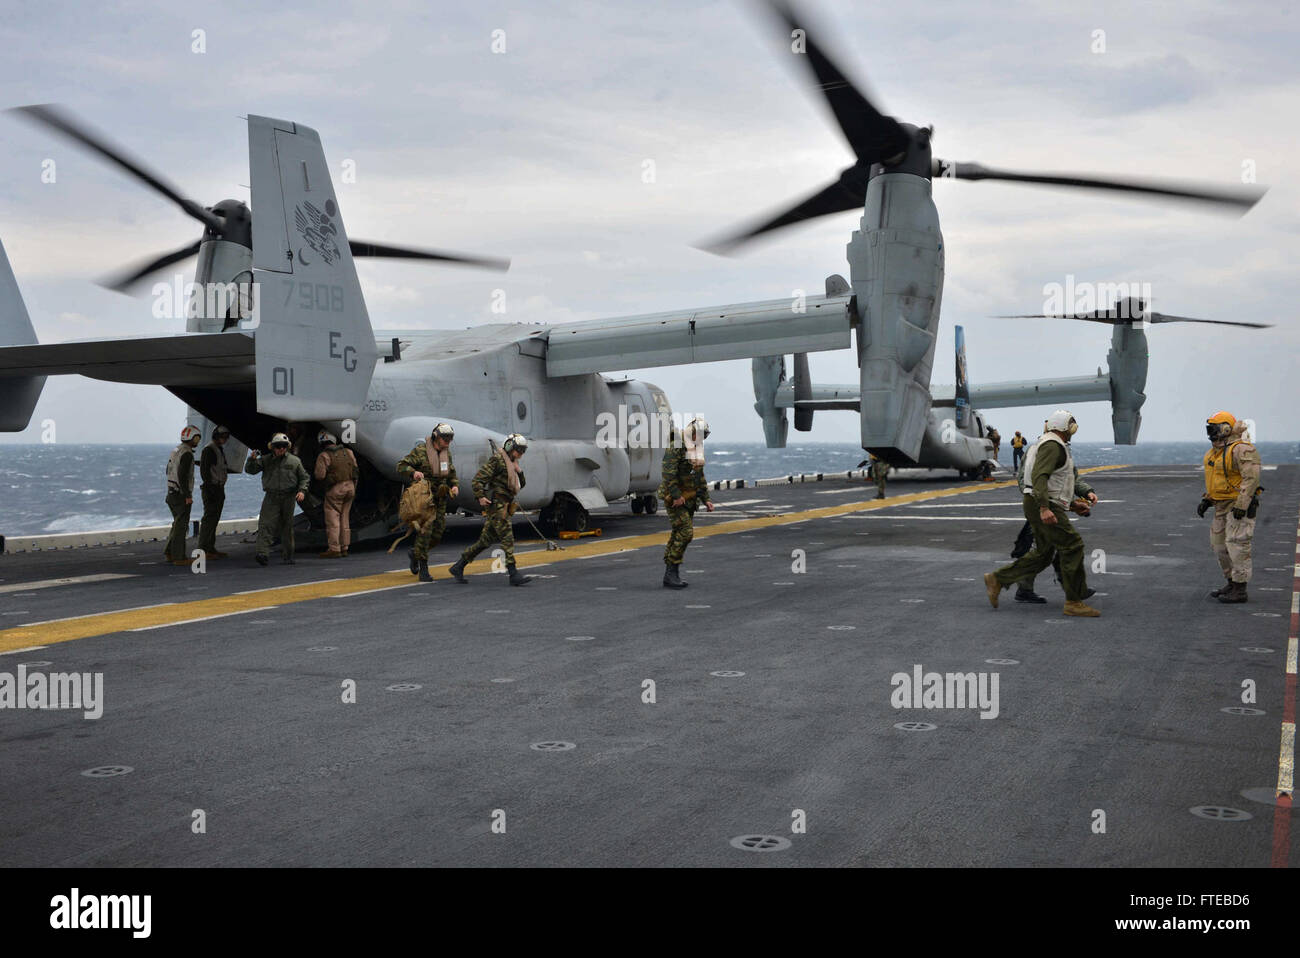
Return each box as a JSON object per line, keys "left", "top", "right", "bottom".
{"left": 162, "top": 409, "right": 1263, "bottom": 610}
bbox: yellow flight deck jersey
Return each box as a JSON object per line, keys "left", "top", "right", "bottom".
{"left": 1203, "top": 440, "right": 1258, "bottom": 502}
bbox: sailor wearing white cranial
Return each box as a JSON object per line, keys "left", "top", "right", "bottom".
{"left": 890, "top": 665, "right": 1000, "bottom": 720}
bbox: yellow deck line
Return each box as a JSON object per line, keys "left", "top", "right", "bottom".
{"left": 0, "top": 465, "right": 1125, "bottom": 654}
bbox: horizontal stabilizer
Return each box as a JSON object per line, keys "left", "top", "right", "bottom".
{"left": 0, "top": 332, "right": 255, "bottom": 386}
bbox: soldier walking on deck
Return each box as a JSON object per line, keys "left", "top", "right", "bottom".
{"left": 164, "top": 425, "right": 202, "bottom": 565}
{"left": 314, "top": 430, "right": 359, "bottom": 559}
{"left": 1198, "top": 411, "right": 1262, "bottom": 604}
{"left": 396, "top": 423, "right": 459, "bottom": 582}
{"left": 660, "top": 416, "right": 714, "bottom": 589}
{"left": 197, "top": 426, "right": 231, "bottom": 559}
{"left": 448, "top": 434, "right": 530, "bottom": 586}
{"left": 1007, "top": 422, "right": 1097, "bottom": 605}
{"left": 247, "top": 432, "right": 309, "bottom": 566}
{"left": 983, "top": 410, "right": 1100, "bottom": 617}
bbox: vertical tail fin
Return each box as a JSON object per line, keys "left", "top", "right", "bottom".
{"left": 0, "top": 237, "right": 45, "bottom": 431}
{"left": 248, "top": 116, "right": 378, "bottom": 422}
{"left": 954, "top": 324, "right": 970, "bottom": 429}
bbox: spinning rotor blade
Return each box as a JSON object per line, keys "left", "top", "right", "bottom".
{"left": 700, "top": 174, "right": 866, "bottom": 253}
{"left": 994, "top": 309, "right": 1272, "bottom": 330}
{"left": 10, "top": 104, "right": 225, "bottom": 232}
{"left": 349, "top": 239, "right": 510, "bottom": 272}
{"left": 762, "top": 0, "right": 909, "bottom": 165}
{"left": 100, "top": 240, "right": 203, "bottom": 292}
{"left": 934, "top": 159, "right": 1265, "bottom": 213}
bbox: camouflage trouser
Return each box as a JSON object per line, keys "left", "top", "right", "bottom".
{"left": 873, "top": 467, "right": 887, "bottom": 495}
{"left": 461, "top": 504, "right": 515, "bottom": 566}
{"left": 256, "top": 492, "right": 297, "bottom": 559}
{"left": 993, "top": 495, "right": 1088, "bottom": 601}
{"left": 1210, "top": 500, "right": 1254, "bottom": 583}
{"left": 164, "top": 489, "right": 191, "bottom": 560}
{"left": 664, "top": 502, "right": 695, "bottom": 564}
{"left": 412, "top": 506, "right": 448, "bottom": 561}
{"left": 197, "top": 483, "right": 224, "bottom": 553}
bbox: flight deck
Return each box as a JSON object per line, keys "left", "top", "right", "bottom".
{"left": 1, "top": 464, "right": 1296, "bottom": 867}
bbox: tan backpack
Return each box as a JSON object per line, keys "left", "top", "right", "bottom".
{"left": 388, "top": 480, "right": 438, "bottom": 553}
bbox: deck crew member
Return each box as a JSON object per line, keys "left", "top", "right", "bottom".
{"left": 448, "top": 433, "right": 530, "bottom": 586}
{"left": 984, "top": 409, "right": 1100, "bottom": 617}
{"left": 1010, "top": 431, "right": 1027, "bottom": 471}
{"left": 314, "top": 430, "right": 359, "bottom": 559}
{"left": 247, "top": 432, "right": 309, "bottom": 566}
{"left": 396, "top": 423, "right": 459, "bottom": 582}
{"left": 1198, "top": 411, "right": 1262, "bottom": 604}
{"left": 197, "top": 426, "right": 231, "bottom": 559}
{"left": 659, "top": 416, "right": 714, "bottom": 589}
{"left": 164, "top": 425, "right": 202, "bottom": 565}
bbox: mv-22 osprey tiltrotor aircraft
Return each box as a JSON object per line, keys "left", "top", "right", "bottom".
{"left": 0, "top": 0, "right": 1267, "bottom": 544}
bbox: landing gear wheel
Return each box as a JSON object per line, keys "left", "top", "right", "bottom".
{"left": 642, "top": 494, "right": 658, "bottom": 515}
{"left": 631, "top": 497, "right": 644, "bottom": 515}
{"left": 570, "top": 506, "right": 589, "bottom": 533}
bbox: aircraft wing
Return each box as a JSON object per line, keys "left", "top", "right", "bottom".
{"left": 543, "top": 293, "right": 854, "bottom": 377}
{"left": 0, "top": 331, "right": 255, "bottom": 386}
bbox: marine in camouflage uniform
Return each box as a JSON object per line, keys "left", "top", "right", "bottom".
{"left": 164, "top": 427, "right": 201, "bottom": 565}
{"left": 659, "top": 417, "right": 713, "bottom": 588}
{"left": 246, "top": 434, "right": 310, "bottom": 565}
{"left": 868, "top": 453, "right": 889, "bottom": 499}
{"left": 449, "top": 435, "right": 531, "bottom": 586}
{"left": 396, "top": 433, "right": 458, "bottom": 581}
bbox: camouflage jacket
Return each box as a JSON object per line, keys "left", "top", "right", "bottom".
{"left": 471, "top": 450, "right": 524, "bottom": 505}
{"left": 396, "top": 441, "right": 458, "bottom": 493}
{"left": 658, "top": 445, "right": 710, "bottom": 503}
{"left": 247, "top": 451, "right": 310, "bottom": 494}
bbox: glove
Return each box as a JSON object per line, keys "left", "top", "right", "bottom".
{"left": 1232, "top": 507, "right": 1246, "bottom": 520}
{"left": 1196, "top": 498, "right": 1212, "bottom": 518}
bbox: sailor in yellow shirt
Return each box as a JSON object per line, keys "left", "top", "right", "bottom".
{"left": 1197, "top": 411, "right": 1262, "bottom": 604}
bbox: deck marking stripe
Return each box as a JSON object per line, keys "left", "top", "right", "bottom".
{"left": 129, "top": 607, "right": 278, "bottom": 631}
{"left": 0, "top": 574, "right": 135, "bottom": 595}
{"left": 1270, "top": 505, "right": 1300, "bottom": 867}
{"left": 0, "top": 464, "right": 1122, "bottom": 653}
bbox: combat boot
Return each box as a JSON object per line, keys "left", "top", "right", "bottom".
{"left": 1218, "top": 580, "right": 1248, "bottom": 604}
{"left": 875, "top": 491, "right": 885, "bottom": 500}
{"left": 1209, "top": 577, "right": 1233, "bottom": 598}
{"left": 1014, "top": 588, "right": 1047, "bottom": 604}
{"left": 418, "top": 559, "right": 433, "bottom": 583}
{"left": 663, "top": 562, "right": 688, "bottom": 589}
{"left": 448, "top": 557, "right": 468, "bottom": 583}
{"left": 1063, "top": 600, "right": 1100, "bottom": 617}
{"left": 507, "top": 562, "right": 531, "bottom": 586}
{"left": 983, "top": 572, "right": 1004, "bottom": 609}
{"left": 409, "top": 549, "right": 419, "bottom": 575}
{"left": 319, "top": 550, "right": 343, "bottom": 558}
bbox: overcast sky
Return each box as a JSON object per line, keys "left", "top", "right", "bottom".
{"left": 1, "top": 0, "right": 1295, "bottom": 445}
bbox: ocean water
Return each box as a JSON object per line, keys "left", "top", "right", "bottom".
{"left": 2, "top": 441, "right": 1297, "bottom": 536}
